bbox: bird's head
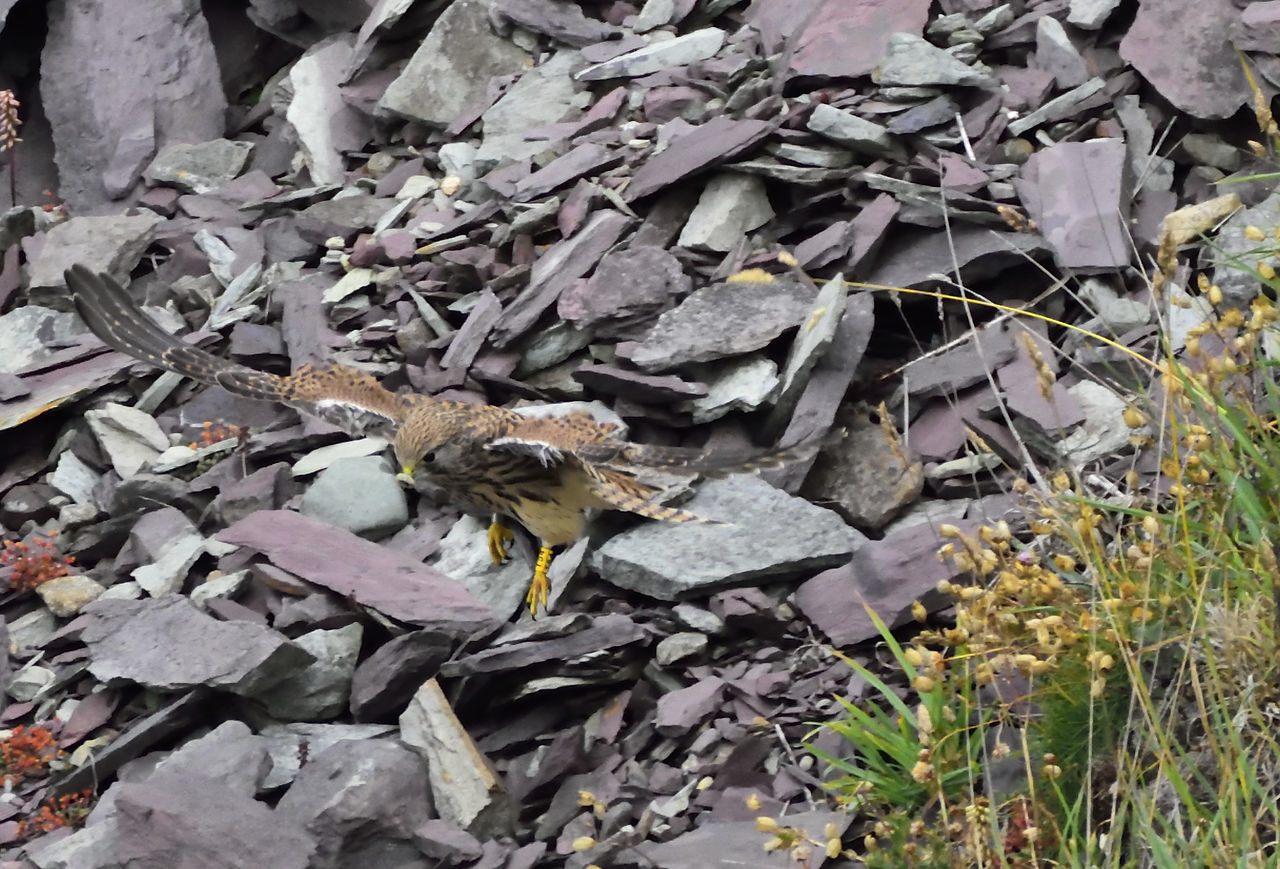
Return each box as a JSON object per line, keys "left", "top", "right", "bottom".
{"left": 393, "top": 405, "right": 478, "bottom": 484}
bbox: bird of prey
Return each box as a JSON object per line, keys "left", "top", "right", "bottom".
{"left": 66, "top": 265, "right": 820, "bottom": 614}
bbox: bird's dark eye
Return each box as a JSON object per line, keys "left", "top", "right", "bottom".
{"left": 422, "top": 451, "right": 436, "bottom": 464}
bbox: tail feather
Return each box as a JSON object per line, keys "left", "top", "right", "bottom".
{"left": 66, "top": 265, "right": 290, "bottom": 401}
{"left": 617, "top": 428, "right": 845, "bottom": 477}
{"left": 589, "top": 467, "right": 728, "bottom": 526}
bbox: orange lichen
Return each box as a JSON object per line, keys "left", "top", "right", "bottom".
{"left": 16, "top": 790, "right": 94, "bottom": 839}
{"left": 0, "top": 725, "right": 61, "bottom": 786}
{"left": 187, "top": 420, "right": 246, "bottom": 451}
{"left": 1, "top": 533, "right": 74, "bottom": 592}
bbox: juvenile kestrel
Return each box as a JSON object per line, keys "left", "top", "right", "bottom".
{"left": 66, "top": 266, "right": 819, "bottom": 614}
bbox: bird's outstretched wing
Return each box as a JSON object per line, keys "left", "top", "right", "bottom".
{"left": 66, "top": 265, "right": 408, "bottom": 439}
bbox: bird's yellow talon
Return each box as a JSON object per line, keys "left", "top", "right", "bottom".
{"left": 487, "top": 521, "right": 514, "bottom": 564}
{"left": 526, "top": 546, "right": 554, "bottom": 615}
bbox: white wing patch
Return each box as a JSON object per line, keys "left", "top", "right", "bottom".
{"left": 486, "top": 437, "right": 565, "bottom": 466}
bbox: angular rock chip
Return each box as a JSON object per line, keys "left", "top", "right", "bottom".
{"left": 401, "top": 678, "right": 515, "bottom": 838}
{"left": 618, "top": 280, "right": 818, "bottom": 372}
{"left": 260, "top": 623, "right": 364, "bottom": 722}
{"left": 299, "top": 455, "right": 409, "bottom": 540}
{"left": 379, "top": 0, "right": 531, "bottom": 126}
{"left": 576, "top": 27, "right": 724, "bottom": 80}
{"left": 276, "top": 738, "right": 432, "bottom": 865}
{"left": 30, "top": 771, "right": 315, "bottom": 869}
{"left": 592, "top": 476, "right": 854, "bottom": 600}
{"left": 81, "top": 596, "right": 312, "bottom": 695}
{"left": 625, "top": 117, "right": 775, "bottom": 202}
{"left": 787, "top": 0, "right": 930, "bottom": 79}
{"left": 216, "top": 510, "right": 497, "bottom": 637}
{"left": 144, "top": 139, "right": 255, "bottom": 194}
{"left": 41, "top": 0, "right": 226, "bottom": 211}
{"left": 350, "top": 629, "right": 452, "bottom": 721}
{"left": 677, "top": 172, "right": 775, "bottom": 252}
{"left": 259, "top": 722, "right": 398, "bottom": 790}
{"left": 1016, "top": 139, "right": 1131, "bottom": 271}
{"left": 793, "top": 520, "right": 979, "bottom": 646}
{"left": 1119, "top": 0, "right": 1249, "bottom": 120}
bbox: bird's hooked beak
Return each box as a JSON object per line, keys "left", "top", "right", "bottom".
{"left": 396, "top": 461, "right": 416, "bottom": 487}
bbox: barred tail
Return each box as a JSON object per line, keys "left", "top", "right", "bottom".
{"left": 620, "top": 428, "right": 845, "bottom": 477}
{"left": 66, "top": 265, "right": 290, "bottom": 402}
{"left": 589, "top": 468, "right": 729, "bottom": 526}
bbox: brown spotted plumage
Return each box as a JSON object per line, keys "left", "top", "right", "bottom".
{"left": 67, "top": 265, "right": 828, "bottom": 615}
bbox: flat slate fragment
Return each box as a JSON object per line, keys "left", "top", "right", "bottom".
{"left": 618, "top": 280, "right": 818, "bottom": 372}
{"left": 591, "top": 476, "right": 854, "bottom": 600}
{"left": 624, "top": 117, "right": 775, "bottom": 202}
{"left": 81, "top": 596, "right": 312, "bottom": 695}
{"left": 216, "top": 510, "right": 497, "bottom": 637}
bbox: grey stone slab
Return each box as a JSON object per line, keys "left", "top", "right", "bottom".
{"left": 618, "top": 280, "right": 818, "bottom": 372}
{"left": 82, "top": 596, "right": 312, "bottom": 695}
{"left": 591, "top": 476, "right": 854, "bottom": 600}
{"left": 379, "top": 0, "right": 531, "bottom": 127}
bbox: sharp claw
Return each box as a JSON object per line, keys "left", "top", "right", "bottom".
{"left": 487, "top": 522, "right": 514, "bottom": 564}
{"left": 526, "top": 546, "right": 554, "bottom": 616}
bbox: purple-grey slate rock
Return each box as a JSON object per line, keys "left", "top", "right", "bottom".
{"left": 1016, "top": 139, "right": 1131, "bottom": 271}
{"left": 439, "top": 290, "right": 503, "bottom": 373}
{"left": 379, "top": 0, "right": 531, "bottom": 126}
{"left": 1230, "top": 1, "right": 1280, "bottom": 51}
{"left": 1208, "top": 188, "right": 1280, "bottom": 307}
{"left": 793, "top": 520, "right": 981, "bottom": 647}
{"left": 635, "top": 810, "right": 851, "bottom": 868}
{"left": 40, "top": 0, "right": 227, "bottom": 212}
{"left": 513, "top": 143, "right": 623, "bottom": 201}
{"left": 213, "top": 462, "right": 297, "bottom": 525}
{"left": 772, "top": 293, "right": 875, "bottom": 489}
{"left": 29, "top": 771, "right": 316, "bottom": 869}
{"left": 863, "top": 224, "right": 1050, "bottom": 292}
{"left": 874, "top": 32, "right": 995, "bottom": 87}
{"left": 1119, "top": 0, "right": 1249, "bottom": 120}
{"left": 27, "top": 213, "right": 164, "bottom": 293}
{"left": 299, "top": 455, "right": 410, "bottom": 541}
{"left": 557, "top": 245, "right": 692, "bottom": 336}
{"left": 787, "top": 0, "right": 929, "bottom": 78}
{"left": 216, "top": 510, "right": 498, "bottom": 637}
{"left": 412, "top": 818, "right": 484, "bottom": 864}
{"left": 121, "top": 720, "right": 270, "bottom": 798}
{"left": 294, "top": 193, "right": 394, "bottom": 245}
{"left": 490, "top": 0, "right": 620, "bottom": 47}
{"left": 53, "top": 689, "right": 209, "bottom": 796}
{"left": 491, "top": 209, "right": 633, "bottom": 346}
{"left": 143, "top": 139, "right": 255, "bottom": 194}
{"left": 654, "top": 676, "right": 725, "bottom": 735}
{"left": 624, "top": 116, "right": 775, "bottom": 202}
{"left": 276, "top": 738, "right": 432, "bottom": 869}
{"left": 617, "top": 280, "right": 818, "bottom": 372}
{"left": 575, "top": 27, "right": 725, "bottom": 80}
{"left": 903, "top": 319, "right": 1019, "bottom": 399}
{"left": 81, "top": 596, "right": 312, "bottom": 694}
{"left": 260, "top": 623, "right": 364, "bottom": 722}
{"left": 259, "top": 722, "right": 398, "bottom": 790}
{"left": 997, "top": 342, "right": 1086, "bottom": 435}
{"left": 591, "top": 476, "right": 854, "bottom": 601}
{"left": 802, "top": 404, "right": 923, "bottom": 529}
{"left": 441, "top": 612, "right": 646, "bottom": 677}
{"left": 572, "top": 365, "right": 708, "bottom": 402}
{"left": 350, "top": 629, "right": 453, "bottom": 721}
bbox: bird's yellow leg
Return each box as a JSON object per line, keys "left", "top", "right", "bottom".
{"left": 487, "top": 520, "right": 514, "bottom": 564}
{"left": 526, "top": 546, "right": 554, "bottom": 615}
